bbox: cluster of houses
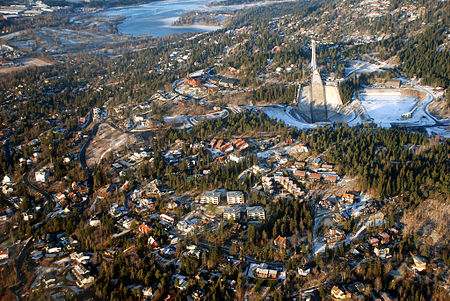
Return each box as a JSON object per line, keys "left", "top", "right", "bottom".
{"left": 70, "top": 252, "right": 96, "bottom": 288}
{"left": 177, "top": 211, "right": 215, "bottom": 235}
{"left": 0, "top": 44, "right": 24, "bottom": 66}
{"left": 330, "top": 283, "right": 365, "bottom": 300}
{"left": 292, "top": 161, "right": 339, "bottom": 183}
{"left": 325, "top": 228, "right": 346, "bottom": 244}
{"left": 184, "top": 69, "right": 239, "bottom": 91}
{"left": 273, "top": 171, "right": 305, "bottom": 198}
{"left": 330, "top": 283, "right": 396, "bottom": 301}
{"left": 210, "top": 138, "right": 249, "bottom": 155}
{"left": 199, "top": 190, "right": 246, "bottom": 206}
{"left": 339, "top": 223, "right": 404, "bottom": 265}
{"left": 0, "top": 2, "right": 59, "bottom": 20}
{"left": 69, "top": 131, "right": 87, "bottom": 147}
{"left": 170, "top": 49, "right": 192, "bottom": 66}
{"left": 92, "top": 107, "right": 106, "bottom": 121}
{"left": 35, "top": 168, "right": 50, "bottom": 182}
{"left": 318, "top": 192, "right": 358, "bottom": 212}
{"left": 30, "top": 233, "right": 79, "bottom": 262}
{"left": 129, "top": 189, "right": 156, "bottom": 214}
{"left": 171, "top": 265, "right": 229, "bottom": 295}
{"left": 112, "top": 103, "right": 163, "bottom": 130}
{"left": 367, "top": 225, "right": 403, "bottom": 259}
{"left": 358, "top": 0, "right": 391, "bottom": 18}
{"left": 1, "top": 174, "right": 14, "bottom": 196}
{"left": 261, "top": 175, "right": 275, "bottom": 194}
{"left": 34, "top": 249, "right": 96, "bottom": 290}
{"left": 267, "top": 0, "right": 401, "bottom": 47}
{"left": 53, "top": 181, "right": 89, "bottom": 206}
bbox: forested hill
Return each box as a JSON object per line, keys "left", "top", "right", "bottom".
{"left": 399, "top": 25, "right": 450, "bottom": 88}
{"left": 227, "top": 0, "right": 449, "bottom": 89}
{"left": 307, "top": 124, "right": 449, "bottom": 204}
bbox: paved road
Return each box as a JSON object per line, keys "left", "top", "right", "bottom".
{"left": 78, "top": 122, "right": 100, "bottom": 204}
{"left": 3, "top": 138, "right": 12, "bottom": 167}
{"left": 79, "top": 122, "right": 100, "bottom": 169}
{"left": 9, "top": 237, "right": 33, "bottom": 300}
{"left": 23, "top": 170, "right": 53, "bottom": 203}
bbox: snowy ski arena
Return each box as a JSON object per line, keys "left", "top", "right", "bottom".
{"left": 359, "top": 89, "right": 420, "bottom": 127}
{"left": 256, "top": 84, "right": 450, "bottom": 138}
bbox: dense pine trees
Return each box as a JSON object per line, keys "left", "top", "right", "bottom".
{"left": 307, "top": 123, "right": 449, "bottom": 203}
{"left": 399, "top": 25, "right": 450, "bottom": 88}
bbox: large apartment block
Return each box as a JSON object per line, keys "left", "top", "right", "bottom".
{"left": 226, "top": 191, "right": 244, "bottom": 205}
{"left": 200, "top": 191, "right": 221, "bottom": 205}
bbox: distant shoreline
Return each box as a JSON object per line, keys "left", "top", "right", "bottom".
{"left": 99, "top": 0, "right": 221, "bottom": 37}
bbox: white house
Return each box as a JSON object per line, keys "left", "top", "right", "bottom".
{"left": 70, "top": 252, "right": 91, "bottom": 265}
{"left": 93, "top": 107, "right": 103, "bottom": 120}
{"left": 2, "top": 185, "right": 13, "bottom": 195}
{"left": 2, "top": 175, "right": 13, "bottom": 186}
{"left": 89, "top": 218, "right": 101, "bottom": 227}
{"left": 72, "top": 264, "right": 95, "bottom": 288}
{"left": 35, "top": 169, "right": 50, "bottom": 182}
{"left": 160, "top": 213, "right": 175, "bottom": 225}
{"left": 297, "top": 144, "right": 308, "bottom": 152}
{"left": 229, "top": 153, "right": 244, "bottom": 163}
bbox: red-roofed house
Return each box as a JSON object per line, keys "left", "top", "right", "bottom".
{"left": 331, "top": 286, "right": 351, "bottom": 299}
{"left": 308, "top": 173, "right": 322, "bottom": 181}
{"left": 294, "top": 170, "right": 307, "bottom": 178}
{"left": 342, "top": 193, "right": 355, "bottom": 204}
{"left": 138, "top": 223, "right": 152, "bottom": 235}
{"left": 273, "top": 235, "right": 287, "bottom": 249}
{"left": 323, "top": 174, "right": 338, "bottom": 183}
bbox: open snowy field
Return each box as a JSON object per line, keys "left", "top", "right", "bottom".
{"left": 344, "top": 59, "right": 385, "bottom": 77}
{"left": 86, "top": 123, "right": 135, "bottom": 167}
{"left": 359, "top": 91, "right": 418, "bottom": 127}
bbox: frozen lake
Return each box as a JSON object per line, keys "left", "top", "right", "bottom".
{"left": 99, "top": 0, "right": 221, "bottom": 37}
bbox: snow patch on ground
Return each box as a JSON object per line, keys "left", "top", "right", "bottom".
{"left": 345, "top": 59, "right": 388, "bottom": 77}
{"left": 259, "top": 105, "right": 318, "bottom": 130}
{"left": 164, "top": 115, "right": 193, "bottom": 129}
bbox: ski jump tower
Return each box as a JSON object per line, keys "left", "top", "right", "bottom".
{"left": 296, "top": 39, "right": 342, "bottom": 122}
{"left": 309, "top": 40, "right": 328, "bottom": 121}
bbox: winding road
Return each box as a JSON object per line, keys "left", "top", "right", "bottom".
{"left": 23, "top": 170, "right": 53, "bottom": 203}
{"left": 3, "top": 138, "right": 12, "bottom": 168}
{"left": 9, "top": 237, "right": 33, "bottom": 300}
{"left": 78, "top": 122, "right": 100, "bottom": 204}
